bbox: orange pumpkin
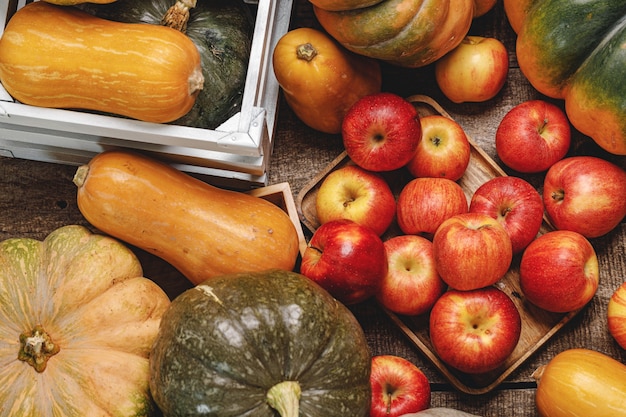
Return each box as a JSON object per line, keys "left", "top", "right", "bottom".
{"left": 313, "top": 0, "right": 496, "bottom": 67}
{"left": 272, "top": 27, "right": 382, "bottom": 134}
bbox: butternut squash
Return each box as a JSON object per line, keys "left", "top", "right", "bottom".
{"left": 0, "top": 2, "right": 203, "bottom": 123}
{"left": 73, "top": 150, "right": 301, "bottom": 286}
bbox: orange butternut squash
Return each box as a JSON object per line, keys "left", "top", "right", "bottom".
{"left": 73, "top": 150, "right": 301, "bottom": 286}
{"left": 0, "top": 2, "right": 203, "bottom": 123}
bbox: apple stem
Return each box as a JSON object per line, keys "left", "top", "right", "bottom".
{"left": 296, "top": 43, "right": 318, "bottom": 62}
{"left": 550, "top": 189, "right": 565, "bottom": 203}
{"left": 538, "top": 119, "right": 549, "bottom": 134}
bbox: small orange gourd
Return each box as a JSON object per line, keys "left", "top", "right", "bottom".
{"left": 73, "top": 150, "right": 301, "bottom": 286}
{"left": 533, "top": 348, "right": 626, "bottom": 416}
{"left": 272, "top": 27, "right": 382, "bottom": 134}
{"left": 0, "top": 1, "right": 203, "bottom": 123}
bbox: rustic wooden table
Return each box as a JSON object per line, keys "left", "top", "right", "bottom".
{"left": 1, "top": 1, "right": 625, "bottom": 415}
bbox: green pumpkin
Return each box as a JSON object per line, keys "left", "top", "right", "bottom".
{"left": 149, "top": 269, "right": 372, "bottom": 417}
{"left": 82, "top": 0, "right": 254, "bottom": 129}
{"left": 505, "top": 0, "right": 626, "bottom": 155}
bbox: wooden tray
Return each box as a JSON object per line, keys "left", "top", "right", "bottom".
{"left": 295, "top": 95, "right": 580, "bottom": 395}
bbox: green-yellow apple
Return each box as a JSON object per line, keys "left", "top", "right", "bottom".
{"left": 406, "top": 115, "right": 471, "bottom": 181}
{"left": 495, "top": 100, "right": 571, "bottom": 173}
{"left": 397, "top": 177, "right": 468, "bottom": 238}
{"left": 369, "top": 355, "right": 431, "bottom": 417}
{"left": 543, "top": 156, "right": 626, "bottom": 238}
{"left": 342, "top": 92, "right": 422, "bottom": 172}
{"left": 435, "top": 36, "right": 509, "bottom": 103}
{"left": 432, "top": 212, "right": 512, "bottom": 291}
{"left": 315, "top": 164, "right": 396, "bottom": 236}
{"left": 376, "top": 235, "right": 446, "bottom": 316}
{"left": 469, "top": 176, "right": 544, "bottom": 254}
{"left": 519, "top": 230, "right": 599, "bottom": 313}
{"left": 300, "top": 219, "right": 387, "bottom": 305}
{"left": 608, "top": 282, "right": 626, "bottom": 350}
{"left": 429, "top": 287, "right": 522, "bottom": 374}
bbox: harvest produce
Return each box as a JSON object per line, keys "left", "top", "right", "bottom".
{"left": 406, "top": 115, "right": 471, "bottom": 181}
{"left": 396, "top": 177, "right": 468, "bottom": 237}
{"left": 342, "top": 92, "right": 422, "bottom": 172}
{"left": 377, "top": 235, "right": 446, "bottom": 316}
{"left": 429, "top": 287, "right": 522, "bottom": 374}
{"left": 73, "top": 150, "right": 300, "bottom": 285}
{"left": 435, "top": 36, "right": 509, "bottom": 103}
{"left": 0, "top": 225, "right": 171, "bottom": 416}
{"left": 370, "top": 355, "right": 431, "bottom": 417}
{"left": 469, "top": 176, "right": 544, "bottom": 254}
{"left": 608, "top": 282, "right": 626, "bottom": 349}
{"left": 0, "top": 1, "right": 203, "bottom": 124}
{"left": 519, "top": 230, "right": 599, "bottom": 313}
{"left": 504, "top": 0, "right": 626, "bottom": 155}
{"left": 533, "top": 349, "right": 626, "bottom": 416}
{"left": 495, "top": 100, "right": 571, "bottom": 173}
{"left": 432, "top": 213, "right": 513, "bottom": 291}
{"left": 315, "top": 164, "right": 396, "bottom": 236}
{"left": 300, "top": 219, "right": 387, "bottom": 305}
{"left": 273, "top": 27, "right": 382, "bottom": 134}
{"left": 149, "top": 269, "right": 372, "bottom": 416}
{"left": 313, "top": 0, "right": 497, "bottom": 67}
{"left": 542, "top": 156, "right": 626, "bottom": 238}
{"left": 46, "top": 0, "right": 116, "bottom": 4}
{"left": 81, "top": 0, "right": 254, "bottom": 129}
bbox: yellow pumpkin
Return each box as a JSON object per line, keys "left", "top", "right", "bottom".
{"left": 0, "top": 225, "right": 170, "bottom": 416}
{"left": 272, "top": 27, "right": 382, "bottom": 134}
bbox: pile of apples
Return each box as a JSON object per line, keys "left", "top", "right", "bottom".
{"left": 298, "top": 92, "right": 626, "bottom": 414}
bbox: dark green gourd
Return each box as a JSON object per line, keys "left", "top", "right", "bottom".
{"left": 82, "top": 0, "right": 254, "bottom": 129}
{"left": 149, "top": 269, "right": 372, "bottom": 416}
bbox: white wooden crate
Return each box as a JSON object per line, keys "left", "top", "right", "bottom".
{"left": 0, "top": 0, "right": 293, "bottom": 189}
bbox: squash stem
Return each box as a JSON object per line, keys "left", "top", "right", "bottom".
{"left": 72, "top": 165, "right": 89, "bottom": 188}
{"left": 161, "top": 0, "right": 197, "bottom": 33}
{"left": 296, "top": 43, "right": 318, "bottom": 62}
{"left": 18, "top": 325, "right": 60, "bottom": 373}
{"left": 266, "top": 380, "right": 301, "bottom": 417}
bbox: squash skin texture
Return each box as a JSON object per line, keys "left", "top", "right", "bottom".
{"left": 272, "top": 27, "right": 382, "bottom": 134}
{"left": 505, "top": 0, "right": 626, "bottom": 155}
{"left": 0, "top": 225, "right": 171, "bottom": 417}
{"left": 80, "top": 0, "right": 254, "bottom": 129}
{"left": 534, "top": 348, "right": 626, "bottom": 416}
{"left": 0, "top": 2, "right": 203, "bottom": 124}
{"left": 313, "top": 0, "right": 474, "bottom": 67}
{"left": 149, "top": 269, "right": 372, "bottom": 416}
{"left": 73, "top": 150, "right": 301, "bottom": 286}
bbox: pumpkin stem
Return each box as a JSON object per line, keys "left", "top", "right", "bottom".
{"left": 18, "top": 325, "right": 60, "bottom": 373}
{"left": 532, "top": 364, "right": 546, "bottom": 385}
{"left": 296, "top": 43, "right": 318, "bottom": 62}
{"left": 266, "top": 380, "right": 301, "bottom": 417}
{"left": 161, "top": 0, "right": 197, "bottom": 33}
{"left": 72, "top": 165, "right": 89, "bottom": 188}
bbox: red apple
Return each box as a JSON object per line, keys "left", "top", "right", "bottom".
{"left": 435, "top": 36, "right": 509, "bottom": 103}
{"left": 469, "top": 176, "right": 544, "bottom": 254}
{"left": 519, "top": 230, "right": 599, "bottom": 313}
{"left": 429, "top": 287, "right": 522, "bottom": 374}
{"left": 495, "top": 100, "right": 571, "bottom": 173}
{"left": 376, "top": 235, "right": 447, "bottom": 316}
{"left": 543, "top": 156, "right": 626, "bottom": 238}
{"left": 608, "top": 282, "right": 626, "bottom": 350}
{"left": 342, "top": 92, "right": 422, "bottom": 172}
{"left": 315, "top": 164, "right": 396, "bottom": 236}
{"left": 432, "top": 213, "right": 512, "bottom": 291}
{"left": 406, "top": 115, "right": 471, "bottom": 181}
{"left": 396, "top": 177, "right": 468, "bottom": 238}
{"left": 370, "top": 355, "right": 431, "bottom": 417}
{"left": 300, "top": 219, "right": 387, "bottom": 305}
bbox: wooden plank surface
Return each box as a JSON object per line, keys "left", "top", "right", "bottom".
{"left": 1, "top": 1, "right": 626, "bottom": 416}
